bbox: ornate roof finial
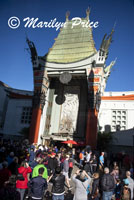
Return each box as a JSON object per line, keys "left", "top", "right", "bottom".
{"left": 109, "top": 22, "right": 116, "bottom": 38}
{"left": 100, "top": 24, "right": 115, "bottom": 59}
{"left": 66, "top": 11, "right": 70, "bottom": 21}
{"left": 113, "top": 21, "right": 116, "bottom": 30}
{"left": 86, "top": 7, "right": 90, "bottom": 19}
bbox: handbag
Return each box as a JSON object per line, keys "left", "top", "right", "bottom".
{"left": 17, "top": 173, "right": 24, "bottom": 181}
{"left": 93, "top": 187, "right": 99, "bottom": 198}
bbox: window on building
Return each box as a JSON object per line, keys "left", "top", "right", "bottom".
{"left": 112, "top": 121, "right": 116, "bottom": 125}
{"left": 122, "top": 126, "right": 126, "bottom": 130}
{"left": 116, "top": 125, "right": 121, "bottom": 131}
{"left": 111, "top": 109, "right": 127, "bottom": 131}
{"left": 117, "top": 111, "right": 121, "bottom": 115}
{"left": 122, "top": 116, "right": 126, "bottom": 120}
{"left": 111, "top": 126, "right": 116, "bottom": 131}
{"left": 112, "top": 116, "right": 116, "bottom": 120}
{"left": 122, "top": 111, "right": 126, "bottom": 115}
{"left": 117, "top": 121, "right": 121, "bottom": 125}
{"left": 113, "top": 111, "right": 116, "bottom": 115}
{"left": 21, "top": 107, "right": 32, "bottom": 124}
{"left": 122, "top": 121, "right": 126, "bottom": 125}
{"left": 117, "top": 116, "right": 121, "bottom": 120}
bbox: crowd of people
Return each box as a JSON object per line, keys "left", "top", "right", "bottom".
{"left": 0, "top": 138, "right": 133, "bottom": 200}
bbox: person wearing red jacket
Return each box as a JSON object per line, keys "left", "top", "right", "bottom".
{"left": 16, "top": 161, "right": 32, "bottom": 200}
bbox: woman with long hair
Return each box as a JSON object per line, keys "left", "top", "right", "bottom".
{"left": 90, "top": 173, "right": 100, "bottom": 200}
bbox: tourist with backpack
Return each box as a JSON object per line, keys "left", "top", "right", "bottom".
{"left": 16, "top": 161, "right": 32, "bottom": 200}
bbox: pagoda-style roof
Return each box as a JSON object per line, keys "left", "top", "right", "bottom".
{"left": 46, "top": 16, "right": 96, "bottom": 64}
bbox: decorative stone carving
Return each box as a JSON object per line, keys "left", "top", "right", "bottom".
{"left": 59, "top": 86, "right": 80, "bottom": 134}
{"left": 59, "top": 72, "right": 72, "bottom": 84}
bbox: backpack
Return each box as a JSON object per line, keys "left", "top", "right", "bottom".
{"left": 16, "top": 173, "right": 24, "bottom": 181}
{"left": 69, "top": 162, "right": 73, "bottom": 168}
{"left": 79, "top": 153, "right": 83, "bottom": 160}
{"left": 16, "top": 170, "right": 24, "bottom": 181}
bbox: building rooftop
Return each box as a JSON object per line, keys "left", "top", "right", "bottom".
{"left": 46, "top": 15, "right": 96, "bottom": 63}
{"left": 112, "top": 128, "right": 134, "bottom": 147}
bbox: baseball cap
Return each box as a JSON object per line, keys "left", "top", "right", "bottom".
{"left": 51, "top": 152, "right": 56, "bottom": 156}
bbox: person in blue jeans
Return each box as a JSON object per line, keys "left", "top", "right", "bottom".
{"left": 101, "top": 167, "right": 115, "bottom": 200}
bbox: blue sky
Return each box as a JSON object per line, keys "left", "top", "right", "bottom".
{"left": 0, "top": 0, "right": 134, "bottom": 92}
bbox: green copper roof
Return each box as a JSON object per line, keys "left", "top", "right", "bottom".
{"left": 46, "top": 17, "right": 96, "bottom": 63}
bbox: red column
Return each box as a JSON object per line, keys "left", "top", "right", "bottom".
{"left": 29, "top": 106, "right": 42, "bottom": 143}
{"left": 86, "top": 108, "right": 98, "bottom": 149}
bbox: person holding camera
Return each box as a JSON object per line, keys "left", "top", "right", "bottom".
{"left": 72, "top": 169, "right": 92, "bottom": 200}
{"left": 16, "top": 160, "right": 32, "bottom": 200}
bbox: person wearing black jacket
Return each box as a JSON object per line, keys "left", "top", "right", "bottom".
{"left": 47, "top": 153, "right": 58, "bottom": 176}
{"left": 29, "top": 167, "right": 47, "bottom": 200}
{"left": 51, "top": 166, "right": 65, "bottom": 200}
{"left": 101, "top": 167, "right": 115, "bottom": 200}
{"left": 8, "top": 157, "right": 19, "bottom": 175}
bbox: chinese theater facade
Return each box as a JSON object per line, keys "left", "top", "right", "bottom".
{"left": 27, "top": 10, "right": 115, "bottom": 149}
